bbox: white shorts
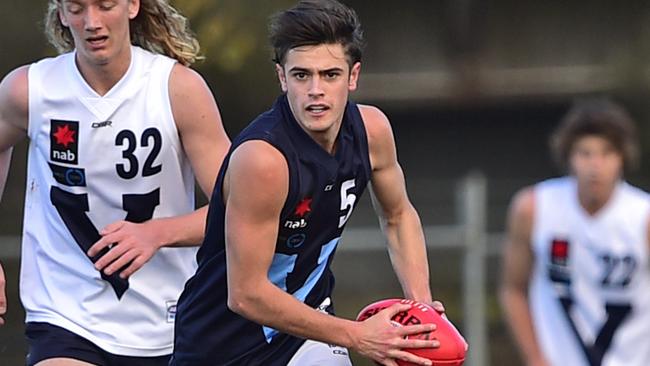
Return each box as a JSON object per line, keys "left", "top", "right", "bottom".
{"left": 287, "top": 339, "right": 352, "bottom": 366}
{"left": 287, "top": 298, "right": 353, "bottom": 366}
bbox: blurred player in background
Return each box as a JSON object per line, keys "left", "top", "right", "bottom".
{"left": 500, "top": 98, "right": 650, "bottom": 366}
{"left": 0, "top": 0, "right": 229, "bottom": 365}
{"left": 171, "top": 1, "right": 442, "bottom": 365}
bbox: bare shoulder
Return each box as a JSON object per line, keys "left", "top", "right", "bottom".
{"left": 0, "top": 65, "right": 29, "bottom": 92}
{"left": 167, "top": 63, "right": 222, "bottom": 131}
{"left": 358, "top": 104, "right": 392, "bottom": 141}
{"left": 510, "top": 187, "right": 535, "bottom": 215}
{"left": 226, "top": 140, "right": 289, "bottom": 207}
{"left": 507, "top": 186, "right": 536, "bottom": 231}
{"left": 0, "top": 65, "right": 30, "bottom": 129}
{"left": 169, "top": 63, "right": 209, "bottom": 91}
{"left": 168, "top": 63, "right": 215, "bottom": 114}
{"left": 358, "top": 104, "right": 396, "bottom": 171}
{"left": 230, "top": 140, "right": 287, "bottom": 175}
{"left": 502, "top": 186, "right": 537, "bottom": 287}
{"left": 168, "top": 64, "right": 213, "bottom": 110}
{"left": 228, "top": 141, "right": 288, "bottom": 190}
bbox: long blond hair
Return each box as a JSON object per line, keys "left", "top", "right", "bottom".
{"left": 45, "top": 0, "right": 202, "bottom": 66}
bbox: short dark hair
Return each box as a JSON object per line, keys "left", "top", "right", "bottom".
{"left": 550, "top": 98, "right": 639, "bottom": 171}
{"left": 269, "top": 0, "right": 364, "bottom": 67}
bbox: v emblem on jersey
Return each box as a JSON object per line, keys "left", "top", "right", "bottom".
{"left": 50, "top": 186, "right": 160, "bottom": 299}
{"left": 558, "top": 297, "right": 632, "bottom": 366}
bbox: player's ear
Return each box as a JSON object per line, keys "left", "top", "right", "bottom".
{"left": 348, "top": 62, "right": 361, "bottom": 91}
{"left": 276, "top": 64, "right": 288, "bottom": 93}
{"left": 128, "top": 0, "right": 140, "bottom": 20}
{"left": 58, "top": 6, "right": 69, "bottom": 27}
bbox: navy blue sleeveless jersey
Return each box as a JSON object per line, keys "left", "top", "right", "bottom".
{"left": 171, "top": 95, "right": 372, "bottom": 365}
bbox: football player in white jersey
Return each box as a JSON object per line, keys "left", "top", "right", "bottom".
{"left": 0, "top": 0, "right": 229, "bottom": 365}
{"left": 500, "top": 99, "right": 650, "bottom": 366}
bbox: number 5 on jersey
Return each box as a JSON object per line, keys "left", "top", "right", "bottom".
{"left": 339, "top": 179, "right": 356, "bottom": 228}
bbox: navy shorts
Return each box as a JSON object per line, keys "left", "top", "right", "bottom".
{"left": 25, "top": 322, "right": 171, "bottom": 366}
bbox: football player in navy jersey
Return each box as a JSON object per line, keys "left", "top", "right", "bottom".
{"left": 500, "top": 99, "right": 650, "bottom": 366}
{"left": 172, "top": 1, "right": 441, "bottom": 365}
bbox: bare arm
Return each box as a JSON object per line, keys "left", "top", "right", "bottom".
{"left": 0, "top": 65, "right": 30, "bottom": 325}
{"left": 225, "top": 140, "right": 437, "bottom": 366}
{"left": 89, "top": 64, "right": 230, "bottom": 278}
{"left": 360, "top": 105, "right": 432, "bottom": 303}
{"left": 157, "top": 64, "right": 230, "bottom": 244}
{"left": 499, "top": 188, "right": 549, "bottom": 366}
{"left": 0, "top": 66, "right": 29, "bottom": 199}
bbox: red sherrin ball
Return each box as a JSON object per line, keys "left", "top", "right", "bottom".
{"left": 356, "top": 298, "right": 467, "bottom": 366}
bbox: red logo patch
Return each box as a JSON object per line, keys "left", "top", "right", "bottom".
{"left": 551, "top": 239, "right": 570, "bottom": 265}
{"left": 50, "top": 120, "right": 79, "bottom": 165}
{"left": 53, "top": 124, "right": 76, "bottom": 148}
{"left": 294, "top": 198, "right": 312, "bottom": 218}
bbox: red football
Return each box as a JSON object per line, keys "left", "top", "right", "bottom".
{"left": 356, "top": 298, "right": 467, "bottom": 366}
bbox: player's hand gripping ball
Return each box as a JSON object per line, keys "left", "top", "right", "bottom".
{"left": 356, "top": 298, "right": 467, "bottom": 366}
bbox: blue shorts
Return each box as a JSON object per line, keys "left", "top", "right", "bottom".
{"left": 25, "top": 322, "right": 171, "bottom": 366}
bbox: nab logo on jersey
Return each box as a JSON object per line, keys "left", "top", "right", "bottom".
{"left": 284, "top": 197, "right": 312, "bottom": 229}
{"left": 284, "top": 219, "right": 307, "bottom": 229}
{"left": 549, "top": 238, "right": 571, "bottom": 284}
{"left": 551, "top": 239, "right": 569, "bottom": 265}
{"left": 50, "top": 120, "right": 79, "bottom": 165}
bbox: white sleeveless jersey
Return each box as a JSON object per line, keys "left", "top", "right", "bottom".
{"left": 530, "top": 177, "right": 650, "bottom": 366}
{"left": 22, "top": 46, "right": 198, "bottom": 356}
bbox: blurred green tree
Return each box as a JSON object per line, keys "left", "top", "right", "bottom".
{"left": 176, "top": 0, "right": 293, "bottom": 73}
{"left": 173, "top": 0, "right": 295, "bottom": 133}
